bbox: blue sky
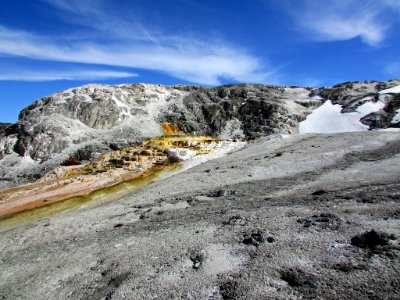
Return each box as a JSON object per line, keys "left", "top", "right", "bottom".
{"left": 0, "top": 0, "right": 399, "bottom": 123}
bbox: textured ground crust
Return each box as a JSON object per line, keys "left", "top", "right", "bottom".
{"left": 0, "top": 130, "right": 399, "bottom": 299}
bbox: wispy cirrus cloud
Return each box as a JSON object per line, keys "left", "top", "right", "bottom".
{"left": 40, "top": 0, "right": 157, "bottom": 42}
{"left": 0, "top": 68, "right": 137, "bottom": 81}
{"left": 0, "top": 0, "right": 274, "bottom": 85}
{"left": 0, "top": 26, "right": 272, "bottom": 85}
{"left": 284, "top": 0, "right": 399, "bottom": 46}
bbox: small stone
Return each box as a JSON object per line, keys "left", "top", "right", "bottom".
{"left": 267, "top": 237, "right": 275, "bottom": 243}
{"left": 193, "top": 261, "right": 201, "bottom": 269}
{"left": 312, "top": 190, "right": 327, "bottom": 196}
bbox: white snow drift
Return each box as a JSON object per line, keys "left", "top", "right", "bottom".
{"left": 299, "top": 100, "right": 385, "bottom": 134}
{"left": 379, "top": 85, "right": 400, "bottom": 94}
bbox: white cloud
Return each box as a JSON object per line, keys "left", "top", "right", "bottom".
{"left": 287, "top": 0, "right": 397, "bottom": 46}
{"left": 0, "top": 69, "right": 137, "bottom": 81}
{"left": 12, "top": 0, "right": 275, "bottom": 85}
{"left": 308, "top": 14, "right": 385, "bottom": 45}
{"left": 0, "top": 26, "right": 272, "bottom": 85}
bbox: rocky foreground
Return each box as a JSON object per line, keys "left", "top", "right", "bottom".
{"left": 1, "top": 130, "right": 399, "bottom": 299}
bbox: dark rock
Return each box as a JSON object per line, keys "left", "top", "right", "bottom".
{"left": 222, "top": 215, "right": 247, "bottom": 226}
{"left": 360, "top": 111, "right": 391, "bottom": 129}
{"left": 351, "top": 230, "right": 391, "bottom": 249}
{"left": 0, "top": 123, "right": 12, "bottom": 138}
{"left": 242, "top": 229, "right": 264, "bottom": 247}
{"left": 209, "top": 189, "right": 237, "bottom": 198}
{"left": 298, "top": 213, "right": 342, "bottom": 230}
{"left": 312, "top": 190, "right": 327, "bottom": 195}
{"left": 267, "top": 237, "right": 275, "bottom": 243}
{"left": 280, "top": 268, "right": 317, "bottom": 288}
{"left": 189, "top": 250, "right": 205, "bottom": 270}
{"left": 297, "top": 218, "right": 315, "bottom": 228}
{"left": 61, "top": 157, "right": 82, "bottom": 166}
{"left": 219, "top": 280, "right": 238, "bottom": 299}
{"left": 333, "top": 261, "right": 368, "bottom": 273}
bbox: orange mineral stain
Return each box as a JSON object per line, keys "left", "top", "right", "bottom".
{"left": 0, "top": 133, "right": 222, "bottom": 223}
{"left": 161, "top": 123, "right": 182, "bottom": 135}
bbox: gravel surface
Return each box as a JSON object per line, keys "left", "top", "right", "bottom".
{"left": 1, "top": 130, "right": 399, "bottom": 299}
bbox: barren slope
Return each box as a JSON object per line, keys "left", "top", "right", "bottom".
{"left": 0, "top": 130, "right": 399, "bottom": 299}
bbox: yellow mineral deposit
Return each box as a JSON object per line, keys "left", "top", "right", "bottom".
{"left": 161, "top": 122, "right": 182, "bottom": 135}
{"left": 0, "top": 126, "right": 231, "bottom": 222}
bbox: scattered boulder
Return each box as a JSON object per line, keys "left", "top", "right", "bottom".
{"left": 312, "top": 190, "right": 327, "bottom": 196}
{"left": 219, "top": 280, "right": 238, "bottom": 299}
{"left": 297, "top": 213, "right": 342, "bottom": 230}
{"left": 350, "top": 230, "right": 392, "bottom": 249}
{"left": 189, "top": 249, "right": 205, "bottom": 270}
{"left": 280, "top": 268, "right": 317, "bottom": 288}
{"left": 61, "top": 157, "right": 82, "bottom": 166}
{"left": 266, "top": 236, "right": 275, "bottom": 243}
{"left": 222, "top": 215, "right": 247, "bottom": 226}
{"left": 242, "top": 229, "right": 264, "bottom": 247}
{"left": 332, "top": 261, "right": 368, "bottom": 273}
{"left": 209, "top": 189, "right": 237, "bottom": 198}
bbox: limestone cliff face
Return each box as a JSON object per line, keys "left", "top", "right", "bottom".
{"left": 160, "top": 84, "right": 320, "bottom": 139}
{"left": 8, "top": 84, "right": 185, "bottom": 162}
{"left": 0, "top": 80, "right": 399, "bottom": 184}
{"left": 0, "top": 84, "right": 318, "bottom": 164}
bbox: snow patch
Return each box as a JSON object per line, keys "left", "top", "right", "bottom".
{"left": 311, "top": 95, "right": 323, "bottom": 100}
{"left": 299, "top": 100, "right": 385, "bottom": 134}
{"left": 379, "top": 85, "right": 400, "bottom": 94}
{"left": 356, "top": 100, "right": 385, "bottom": 115}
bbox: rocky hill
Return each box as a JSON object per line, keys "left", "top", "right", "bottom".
{"left": 0, "top": 79, "right": 399, "bottom": 186}
{"left": 0, "top": 79, "right": 399, "bottom": 299}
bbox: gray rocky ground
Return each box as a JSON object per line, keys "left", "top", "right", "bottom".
{"left": 1, "top": 130, "right": 399, "bottom": 299}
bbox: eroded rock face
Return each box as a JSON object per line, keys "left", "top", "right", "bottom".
{"left": 0, "top": 83, "right": 319, "bottom": 182}
{"left": 0, "top": 123, "right": 11, "bottom": 136}
{"left": 319, "top": 79, "right": 400, "bottom": 128}
{"left": 161, "top": 84, "right": 319, "bottom": 139}
{"left": 1, "top": 80, "right": 399, "bottom": 184}
{"left": 13, "top": 84, "right": 186, "bottom": 161}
